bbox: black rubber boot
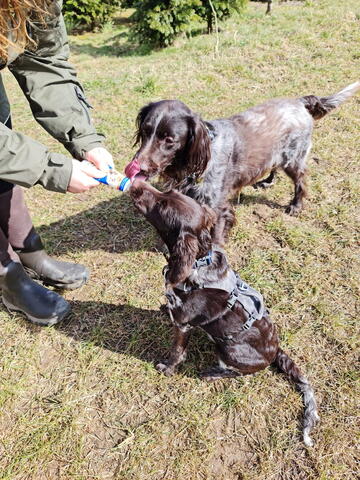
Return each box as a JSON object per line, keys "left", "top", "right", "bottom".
{"left": 16, "top": 230, "right": 89, "bottom": 290}
{"left": 0, "top": 261, "right": 71, "bottom": 326}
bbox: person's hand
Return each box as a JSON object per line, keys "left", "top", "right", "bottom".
{"left": 85, "top": 147, "right": 114, "bottom": 171}
{"left": 67, "top": 159, "right": 104, "bottom": 193}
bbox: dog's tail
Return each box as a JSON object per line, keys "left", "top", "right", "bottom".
{"left": 272, "top": 348, "right": 320, "bottom": 447}
{"left": 301, "top": 81, "right": 360, "bottom": 120}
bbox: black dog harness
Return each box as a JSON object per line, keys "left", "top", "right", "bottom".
{"left": 163, "top": 252, "right": 265, "bottom": 331}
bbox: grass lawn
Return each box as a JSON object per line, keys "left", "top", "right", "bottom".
{"left": 0, "top": 0, "right": 359, "bottom": 478}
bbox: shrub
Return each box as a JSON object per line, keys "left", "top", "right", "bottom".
{"left": 197, "top": 0, "right": 248, "bottom": 33}
{"left": 63, "top": 0, "right": 122, "bottom": 31}
{"left": 129, "top": 0, "right": 202, "bottom": 48}
{"left": 129, "top": 0, "right": 248, "bottom": 48}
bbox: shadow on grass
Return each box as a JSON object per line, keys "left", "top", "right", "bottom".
{"left": 70, "top": 23, "right": 211, "bottom": 59}
{"left": 54, "top": 300, "right": 216, "bottom": 377}
{"left": 234, "top": 192, "right": 285, "bottom": 210}
{"left": 37, "top": 188, "right": 285, "bottom": 257}
{"left": 70, "top": 30, "right": 155, "bottom": 58}
{"left": 37, "top": 194, "right": 156, "bottom": 256}
{"left": 20, "top": 299, "right": 290, "bottom": 386}
{"left": 1, "top": 296, "right": 216, "bottom": 377}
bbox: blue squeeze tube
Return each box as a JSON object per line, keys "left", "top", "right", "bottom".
{"left": 83, "top": 161, "right": 131, "bottom": 192}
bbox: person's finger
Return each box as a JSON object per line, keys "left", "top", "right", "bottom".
{"left": 101, "top": 149, "right": 115, "bottom": 169}
{"left": 86, "top": 147, "right": 114, "bottom": 171}
{"left": 98, "top": 148, "right": 114, "bottom": 169}
{"left": 80, "top": 161, "right": 104, "bottom": 178}
{"left": 84, "top": 175, "right": 100, "bottom": 188}
{"left": 68, "top": 175, "right": 99, "bottom": 193}
{"left": 67, "top": 160, "right": 102, "bottom": 193}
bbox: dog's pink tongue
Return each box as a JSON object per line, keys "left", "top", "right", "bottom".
{"left": 124, "top": 159, "right": 141, "bottom": 181}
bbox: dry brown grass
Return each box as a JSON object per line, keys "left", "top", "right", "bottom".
{"left": 0, "top": 1, "right": 359, "bottom": 478}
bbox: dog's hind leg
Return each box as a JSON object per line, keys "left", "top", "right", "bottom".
{"left": 200, "top": 354, "right": 242, "bottom": 381}
{"left": 253, "top": 170, "right": 277, "bottom": 190}
{"left": 284, "top": 165, "right": 307, "bottom": 216}
{"left": 282, "top": 134, "right": 311, "bottom": 215}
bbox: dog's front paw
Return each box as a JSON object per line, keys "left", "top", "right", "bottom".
{"left": 156, "top": 362, "right": 175, "bottom": 376}
{"left": 165, "top": 289, "right": 182, "bottom": 309}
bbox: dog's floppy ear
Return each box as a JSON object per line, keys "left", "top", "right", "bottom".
{"left": 167, "top": 231, "right": 198, "bottom": 287}
{"left": 133, "top": 103, "right": 154, "bottom": 146}
{"left": 202, "top": 204, "right": 217, "bottom": 230}
{"left": 185, "top": 113, "right": 211, "bottom": 178}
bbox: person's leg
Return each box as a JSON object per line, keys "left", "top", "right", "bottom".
{"left": 0, "top": 219, "right": 17, "bottom": 273}
{"left": 0, "top": 75, "right": 88, "bottom": 290}
{"left": 0, "top": 223, "right": 70, "bottom": 325}
{"left": 0, "top": 186, "right": 89, "bottom": 289}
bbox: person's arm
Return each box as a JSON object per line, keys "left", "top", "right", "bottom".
{"left": 0, "top": 122, "right": 103, "bottom": 193}
{"left": 0, "top": 121, "right": 72, "bottom": 192}
{"left": 8, "top": 0, "right": 106, "bottom": 162}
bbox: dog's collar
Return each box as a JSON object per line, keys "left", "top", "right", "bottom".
{"left": 164, "top": 257, "right": 265, "bottom": 332}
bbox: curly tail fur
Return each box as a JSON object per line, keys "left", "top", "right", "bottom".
{"left": 301, "top": 81, "right": 360, "bottom": 120}
{"left": 273, "top": 348, "right": 320, "bottom": 447}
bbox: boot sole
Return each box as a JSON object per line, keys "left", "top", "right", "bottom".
{"left": 24, "top": 267, "right": 89, "bottom": 291}
{"left": 42, "top": 277, "right": 88, "bottom": 291}
{"left": 2, "top": 296, "right": 71, "bottom": 326}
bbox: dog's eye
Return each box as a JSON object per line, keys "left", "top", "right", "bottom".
{"left": 165, "top": 137, "right": 174, "bottom": 145}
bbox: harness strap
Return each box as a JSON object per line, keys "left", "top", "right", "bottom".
{"left": 227, "top": 274, "right": 264, "bottom": 331}
{"left": 242, "top": 313, "right": 258, "bottom": 331}
{"left": 227, "top": 289, "right": 259, "bottom": 330}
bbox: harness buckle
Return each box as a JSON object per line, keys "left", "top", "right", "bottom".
{"left": 237, "top": 281, "right": 248, "bottom": 291}
{"left": 226, "top": 289, "right": 238, "bottom": 310}
{"left": 193, "top": 251, "right": 213, "bottom": 269}
{"left": 235, "top": 274, "right": 249, "bottom": 291}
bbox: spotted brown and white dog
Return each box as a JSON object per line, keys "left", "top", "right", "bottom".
{"left": 130, "top": 180, "right": 320, "bottom": 446}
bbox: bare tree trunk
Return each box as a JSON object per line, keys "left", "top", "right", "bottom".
{"left": 207, "top": 11, "right": 213, "bottom": 34}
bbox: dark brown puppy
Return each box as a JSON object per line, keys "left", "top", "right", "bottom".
{"left": 130, "top": 180, "right": 319, "bottom": 446}
{"left": 125, "top": 82, "right": 359, "bottom": 245}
